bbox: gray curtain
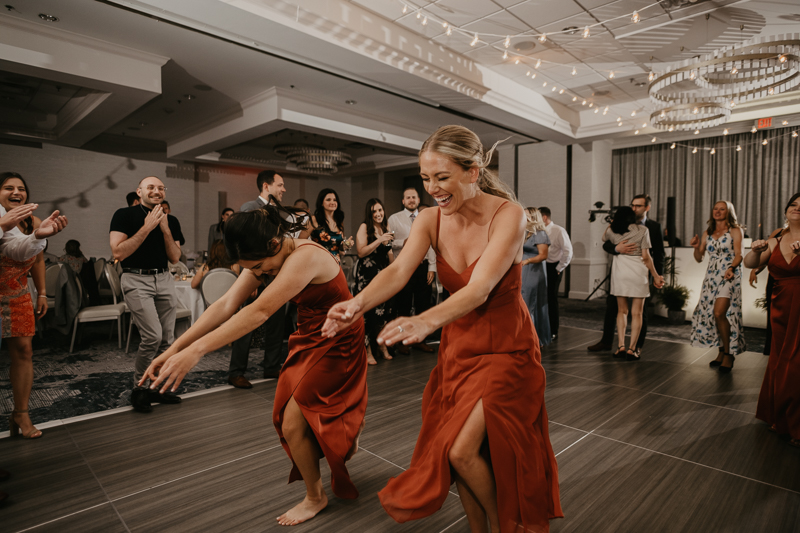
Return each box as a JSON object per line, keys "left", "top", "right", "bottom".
{"left": 612, "top": 127, "right": 800, "bottom": 244}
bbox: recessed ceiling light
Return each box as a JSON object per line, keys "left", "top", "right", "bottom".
{"left": 346, "top": 100, "right": 357, "bottom": 105}
{"left": 513, "top": 41, "right": 536, "bottom": 53}
{"left": 562, "top": 26, "right": 579, "bottom": 35}
{"left": 183, "top": 94, "right": 196, "bottom": 100}
{"left": 634, "top": 82, "right": 646, "bottom": 87}
{"left": 38, "top": 13, "right": 59, "bottom": 22}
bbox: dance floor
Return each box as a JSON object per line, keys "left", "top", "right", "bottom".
{"left": 2, "top": 326, "right": 799, "bottom": 532}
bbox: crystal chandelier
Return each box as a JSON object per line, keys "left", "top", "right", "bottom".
{"left": 649, "top": 34, "right": 800, "bottom": 131}
{"left": 273, "top": 145, "right": 352, "bottom": 175}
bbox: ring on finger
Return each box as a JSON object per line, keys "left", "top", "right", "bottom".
{"left": 397, "top": 326, "right": 404, "bottom": 333}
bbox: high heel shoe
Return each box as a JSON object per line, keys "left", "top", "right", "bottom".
{"left": 613, "top": 346, "right": 627, "bottom": 358}
{"left": 9, "top": 410, "right": 42, "bottom": 439}
{"left": 709, "top": 348, "right": 725, "bottom": 368}
{"left": 626, "top": 348, "right": 641, "bottom": 361}
{"left": 718, "top": 353, "right": 735, "bottom": 374}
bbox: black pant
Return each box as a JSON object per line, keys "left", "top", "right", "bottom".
{"left": 600, "top": 292, "right": 649, "bottom": 348}
{"left": 229, "top": 302, "right": 286, "bottom": 376}
{"left": 396, "top": 263, "right": 432, "bottom": 318}
{"left": 545, "top": 262, "right": 563, "bottom": 336}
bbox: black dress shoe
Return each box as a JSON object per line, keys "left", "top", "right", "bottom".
{"left": 131, "top": 387, "right": 153, "bottom": 413}
{"left": 148, "top": 390, "right": 182, "bottom": 404}
{"left": 587, "top": 341, "right": 612, "bottom": 352}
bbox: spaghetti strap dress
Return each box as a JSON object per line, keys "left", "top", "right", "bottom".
{"left": 272, "top": 244, "right": 368, "bottom": 499}
{"left": 378, "top": 206, "right": 562, "bottom": 532}
{"left": 756, "top": 237, "right": 800, "bottom": 440}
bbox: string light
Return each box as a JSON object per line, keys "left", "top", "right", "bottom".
{"left": 692, "top": 107, "right": 699, "bottom": 114}
{"left": 402, "top": 4, "right": 407, "bottom": 14}
{"left": 446, "top": 26, "right": 452, "bottom": 36}
{"left": 751, "top": 126, "right": 758, "bottom": 133}
{"left": 583, "top": 26, "right": 590, "bottom": 39}
{"left": 442, "top": 21, "right": 448, "bottom": 28}
{"left": 668, "top": 125, "right": 675, "bottom": 132}
{"left": 603, "top": 106, "right": 609, "bottom": 115}
{"left": 692, "top": 147, "right": 698, "bottom": 154}
{"left": 618, "top": 122, "right": 623, "bottom": 126}
{"left": 515, "top": 59, "right": 520, "bottom": 64}
{"left": 794, "top": 132, "right": 799, "bottom": 138}
{"left": 736, "top": 145, "right": 742, "bottom": 151}
{"left": 762, "top": 139, "right": 769, "bottom": 145}
{"left": 730, "top": 67, "right": 738, "bottom": 75}
{"left": 422, "top": 16, "right": 427, "bottom": 25}
{"left": 572, "top": 67, "right": 577, "bottom": 76}
{"left": 539, "top": 34, "right": 547, "bottom": 43}
{"left": 526, "top": 71, "right": 531, "bottom": 76}
{"left": 723, "top": 129, "right": 729, "bottom": 135}
{"left": 471, "top": 34, "right": 479, "bottom": 46}
{"left": 730, "top": 100, "right": 736, "bottom": 108}
{"left": 635, "top": 130, "right": 640, "bottom": 135}
{"left": 689, "top": 70, "right": 696, "bottom": 80}
{"left": 535, "top": 59, "right": 542, "bottom": 69}
{"left": 416, "top": 10, "right": 421, "bottom": 19}
{"left": 782, "top": 120, "right": 789, "bottom": 125}
{"left": 609, "top": 71, "right": 615, "bottom": 79}
{"left": 631, "top": 110, "right": 636, "bottom": 117}
{"left": 582, "top": 100, "right": 587, "bottom": 105}
{"left": 589, "top": 103, "right": 594, "bottom": 107}
{"left": 504, "top": 36, "right": 510, "bottom": 48}
{"left": 651, "top": 137, "right": 657, "bottom": 143}
{"left": 694, "top": 130, "right": 700, "bottom": 134}
{"left": 779, "top": 54, "right": 788, "bottom": 63}
{"left": 648, "top": 72, "right": 655, "bottom": 82}
{"left": 572, "top": 96, "right": 578, "bottom": 101}
{"left": 769, "top": 87, "right": 775, "bottom": 95}
{"left": 710, "top": 148, "right": 716, "bottom": 155}
{"left": 642, "top": 122, "right": 648, "bottom": 128}
{"left": 543, "top": 81, "right": 547, "bottom": 87}
{"left": 551, "top": 86, "right": 557, "bottom": 92}
{"left": 670, "top": 143, "right": 676, "bottom": 149}
{"left": 594, "top": 107, "right": 599, "bottom": 113}
{"left": 503, "top": 50, "right": 508, "bottom": 60}
{"left": 531, "top": 73, "right": 536, "bottom": 79}
{"left": 631, "top": 11, "right": 640, "bottom": 23}
{"left": 559, "top": 88, "right": 564, "bottom": 94}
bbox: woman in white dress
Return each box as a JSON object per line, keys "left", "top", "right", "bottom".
{"left": 603, "top": 206, "right": 664, "bottom": 360}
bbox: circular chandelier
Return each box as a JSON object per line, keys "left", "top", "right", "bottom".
{"left": 274, "top": 144, "right": 352, "bottom": 175}
{"left": 649, "top": 33, "right": 800, "bottom": 131}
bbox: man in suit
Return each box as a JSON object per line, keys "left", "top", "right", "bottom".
{"left": 228, "top": 170, "right": 288, "bottom": 387}
{"left": 588, "top": 194, "right": 665, "bottom": 352}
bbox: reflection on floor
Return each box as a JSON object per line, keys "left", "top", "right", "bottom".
{"left": 1, "top": 326, "right": 798, "bottom": 532}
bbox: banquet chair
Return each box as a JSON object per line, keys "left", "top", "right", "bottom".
{"left": 45, "top": 263, "right": 62, "bottom": 309}
{"left": 199, "top": 268, "right": 238, "bottom": 307}
{"left": 69, "top": 272, "right": 127, "bottom": 353}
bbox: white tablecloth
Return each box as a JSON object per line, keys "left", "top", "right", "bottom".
{"left": 174, "top": 280, "right": 205, "bottom": 324}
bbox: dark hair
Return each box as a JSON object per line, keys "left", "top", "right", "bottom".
{"left": 611, "top": 206, "right": 636, "bottom": 235}
{"left": 1, "top": 172, "right": 33, "bottom": 235}
{"left": 224, "top": 200, "right": 307, "bottom": 263}
{"left": 218, "top": 207, "right": 234, "bottom": 230}
{"left": 782, "top": 193, "right": 800, "bottom": 232}
{"left": 207, "top": 240, "right": 233, "bottom": 270}
{"left": 294, "top": 198, "right": 309, "bottom": 207}
{"left": 126, "top": 191, "right": 139, "bottom": 207}
{"left": 538, "top": 206, "right": 551, "bottom": 218}
{"left": 363, "top": 198, "right": 388, "bottom": 244}
{"left": 314, "top": 188, "right": 344, "bottom": 232}
{"left": 162, "top": 200, "right": 170, "bottom": 209}
{"left": 632, "top": 194, "right": 651, "bottom": 207}
{"left": 256, "top": 170, "right": 278, "bottom": 192}
{"left": 65, "top": 239, "right": 82, "bottom": 258}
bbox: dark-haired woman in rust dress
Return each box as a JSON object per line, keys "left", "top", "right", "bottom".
{"left": 746, "top": 192, "right": 800, "bottom": 447}
{"left": 324, "top": 125, "right": 561, "bottom": 532}
{"left": 142, "top": 205, "right": 367, "bottom": 526}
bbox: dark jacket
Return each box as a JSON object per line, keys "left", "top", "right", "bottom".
{"left": 603, "top": 217, "right": 664, "bottom": 276}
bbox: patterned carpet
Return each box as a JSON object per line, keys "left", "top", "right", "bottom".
{"left": 0, "top": 298, "right": 767, "bottom": 432}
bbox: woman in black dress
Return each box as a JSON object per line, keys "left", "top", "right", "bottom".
{"left": 354, "top": 198, "right": 394, "bottom": 364}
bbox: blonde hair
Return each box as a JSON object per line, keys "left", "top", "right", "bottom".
{"left": 706, "top": 200, "right": 742, "bottom": 235}
{"left": 420, "top": 125, "right": 531, "bottom": 231}
{"left": 526, "top": 207, "right": 547, "bottom": 235}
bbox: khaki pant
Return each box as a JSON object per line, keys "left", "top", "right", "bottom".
{"left": 121, "top": 271, "right": 177, "bottom": 386}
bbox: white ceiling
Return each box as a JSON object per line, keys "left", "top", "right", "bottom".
{"left": 0, "top": 0, "right": 798, "bottom": 166}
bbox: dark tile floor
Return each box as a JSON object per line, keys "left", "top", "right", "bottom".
{"left": 2, "top": 326, "right": 798, "bottom": 532}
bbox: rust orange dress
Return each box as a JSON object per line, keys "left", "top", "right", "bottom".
{"left": 273, "top": 244, "right": 368, "bottom": 499}
{"left": 379, "top": 207, "right": 562, "bottom": 532}
{"left": 0, "top": 254, "right": 37, "bottom": 338}
{"left": 756, "top": 237, "right": 800, "bottom": 440}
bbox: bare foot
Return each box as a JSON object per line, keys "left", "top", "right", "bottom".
{"left": 366, "top": 347, "right": 378, "bottom": 365}
{"left": 345, "top": 419, "right": 365, "bottom": 462}
{"left": 277, "top": 493, "right": 328, "bottom": 526}
{"left": 380, "top": 346, "right": 393, "bottom": 360}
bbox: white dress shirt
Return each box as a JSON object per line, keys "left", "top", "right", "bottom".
{"left": 387, "top": 209, "right": 436, "bottom": 272}
{"left": 544, "top": 221, "right": 573, "bottom": 273}
{"left": 0, "top": 204, "right": 46, "bottom": 262}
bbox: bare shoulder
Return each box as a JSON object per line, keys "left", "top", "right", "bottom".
{"left": 730, "top": 226, "right": 744, "bottom": 239}
{"left": 492, "top": 201, "right": 524, "bottom": 225}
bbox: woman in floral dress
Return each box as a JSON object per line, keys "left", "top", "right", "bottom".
{"left": 690, "top": 200, "right": 745, "bottom": 372}
{"left": 354, "top": 198, "right": 394, "bottom": 364}
{"left": 310, "top": 188, "right": 352, "bottom": 259}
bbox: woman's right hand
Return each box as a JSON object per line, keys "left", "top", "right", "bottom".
{"left": 653, "top": 275, "right": 665, "bottom": 289}
{"left": 379, "top": 232, "right": 394, "bottom": 245}
{"left": 749, "top": 269, "right": 759, "bottom": 288}
{"left": 322, "top": 299, "right": 364, "bottom": 338}
{"left": 750, "top": 239, "right": 769, "bottom": 254}
{"left": 689, "top": 234, "right": 701, "bottom": 249}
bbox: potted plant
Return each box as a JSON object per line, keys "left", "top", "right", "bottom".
{"left": 655, "top": 256, "right": 691, "bottom": 323}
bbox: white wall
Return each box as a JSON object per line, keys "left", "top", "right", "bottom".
{"left": 517, "top": 141, "right": 568, "bottom": 219}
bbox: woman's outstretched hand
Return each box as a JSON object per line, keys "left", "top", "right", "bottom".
{"left": 377, "top": 316, "right": 433, "bottom": 348}
{"left": 689, "top": 234, "right": 701, "bottom": 250}
{"left": 139, "top": 347, "right": 204, "bottom": 394}
{"left": 322, "top": 299, "right": 363, "bottom": 338}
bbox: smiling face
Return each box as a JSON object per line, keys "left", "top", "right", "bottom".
{"left": 712, "top": 202, "right": 728, "bottom": 221}
{"left": 0, "top": 177, "right": 27, "bottom": 210}
{"left": 402, "top": 189, "right": 419, "bottom": 211}
{"left": 371, "top": 202, "right": 385, "bottom": 225}
{"left": 137, "top": 176, "right": 166, "bottom": 209}
{"left": 265, "top": 174, "right": 286, "bottom": 202}
{"left": 323, "top": 193, "right": 338, "bottom": 213}
{"left": 419, "top": 150, "right": 478, "bottom": 215}
{"left": 786, "top": 196, "right": 800, "bottom": 221}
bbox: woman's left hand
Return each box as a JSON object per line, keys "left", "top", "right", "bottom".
{"left": 143, "top": 347, "right": 204, "bottom": 394}
{"left": 377, "top": 315, "right": 434, "bottom": 347}
{"left": 792, "top": 241, "right": 800, "bottom": 256}
{"left": 36, "top": 296, "right": 48, "bottom": 319}
{"left": 724, "top": 267, "right": 735, "bottom": 281}
{"left": 653, "top": 275, "right": 665, "bottom": 289}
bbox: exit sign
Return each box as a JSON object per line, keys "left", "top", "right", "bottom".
{"left": 757, "top": 117, "right": 773, "bottom": 129}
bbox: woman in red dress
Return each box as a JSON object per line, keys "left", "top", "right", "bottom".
{"left": 745, "top": 192, "right": 800, "bottom": 447}
{"left": 324, "top": 125, "right": 562, "bottom": 532}
{"left": 142, "top": 206, "right": 368, "bottom": 526}
{"left": 1, "top": 173, "right": 48, "bottom": 440}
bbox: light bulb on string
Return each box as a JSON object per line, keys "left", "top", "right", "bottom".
{"left": 651, "top": 137, "right": 657, "bottom": 143}
{"left": 723, "top": 129, "right": 729, "bottom": 135}
{"left": 594, "top": 107, "right": 599, "bottom": 113}
{"left": 660, "top": 110, "right": 666, "bottom": 118}
{"left": 572, "top": 96, "right": 578, "bottom": 102}
{"left": 692, "top": 147, "right": 698, "bottom": 154}
{"left": 589, "top": 103, "right": 594, "bottom": 107}
{"left": 635, "top": 130, "right": 640, "bottom": 135}
{"left": 551, "top": 86, "right": 556, "bottom": 92}
{"left": 515, "top": 59, "right": 520, "bottom": 64}
{"left": 535, "top": 59, "right": 541, "bottom": 69}
{"left": 710, "top": 148, "right": 716, "bottom": 155}
{"left": 648, "top": 72, "right": 655, "bottom": 81}
{"left": 559, "top": 88, "right": 564, "bottom": 94}
{"left": 689, "top": 70, "right": 696, "bottom": 80}
{"left": 751, "top": 126, "right": 758, "bottom": 133}
{"left": 603, "top": 106, "right": 609, "bottom": 115}
{"left": 762, "top": 139, "right": 769, "bottom": 145}
{"left": 793, "top": 132, "right": 799, "bottom": 138}
{"left": 782, "top": 120, "right": 789, "bottom": 125}
{"left": 670, "top": 143, "right": 676, "bottom": 149}
{"left": 618, "top": 122, "right": 623, "bottom": 127}
{"left": 504, "top": 36, "right": 510, "bottom": 48}
{"left": 416, "top": 10, "right": 421, "bottom": 19}
{"left": 730, "top": 67, "right": 738, "bottom": 75}
{"left": 442, "top": 21, "right": 448, "bottom": 28}
{"left": 730, "top": 100, "right": 736, "bottom": 108}
{"left": 769, "top": 87, "right": 775, "bottom": 95}
{"left": 503, "top": 50, "right": 508, "bottom": 60}
{"left": 583, "top": 26, "right": 590, "bottom": 38}
{"left": 471, "top": 34, "right": 479, "bottom": 46}
{"left": 736, "top": 145, "right": 742, "bottom": 151}
{"left": 582, "top": 100, "right": 587, "bottom": 105}
{"left": 572, "top": 67, "right": 577, "bottom": 76}
{"left": 668, "top": 125, "right": 675, "bottom": 132}
{"left": 642, "top": 122, "right": 647, "bottom": 128}
{"left": 608, "top": 71, "right": 615, "bottom": 79}
{"left": 617, "top": 117, "right": 622, "bottom": 122}
{"left": 631, "top": 11, "right": 640, "bottom": 23}
{"left": 694, "top": 130, "right": 700, "bottom": 135}
{"left": 692, "top": 107, "right": 699, "bottom": 114}
{"left": 631, "top": 110, "right": 636, "bottom": 117}
{"left": 421, "top": 16, "right": 427, "bottom": 25}
{"left": 446, "top": 26, "right": 452, "bottom": 36}
{"left": 526, "top": 71, "right": 531, "bottom": 76}
{"left": 531, "top": 73, "right": 536, "bottom": 79}
{"left": 402, "top": 4, "right": 407, "bottom": 14}
{"left": 539, "top": 34, "right": 547, "bottom": 43}
{"left": 543, "top": 81, "right": 547, "bottom": 87}
{"left": 779, "top": 54, "right": 787, "bottom": 63}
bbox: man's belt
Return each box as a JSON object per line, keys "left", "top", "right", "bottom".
{"left": 122, "top": 268, "right": 168, "bottom": 275}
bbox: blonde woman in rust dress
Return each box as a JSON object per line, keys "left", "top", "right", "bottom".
{"left": 603, "top": 206, "right": 664, "bottom": 360}
{"left": 324, "top": 125, "right": 561, "bottom": 533}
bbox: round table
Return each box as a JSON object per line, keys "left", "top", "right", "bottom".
{"left": 174, "top": 279, "right": 205, "bottom": 324}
